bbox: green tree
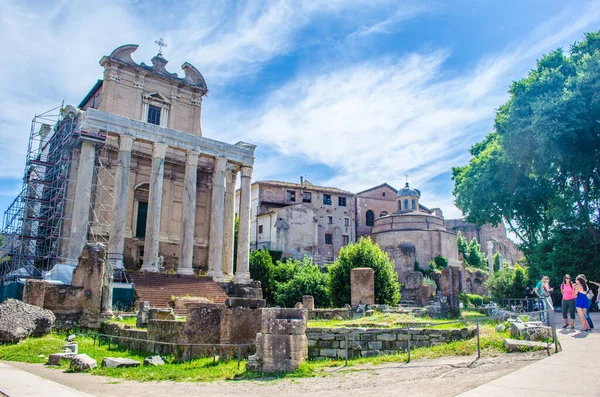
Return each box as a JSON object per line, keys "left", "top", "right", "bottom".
{"left": 274, "top": 258, "right": 330, "bottom": 308}
{"left": 456, "top": 231, "right": 468, "bottom": 256}
{"left": 249, "top": 249, "right": 276, "bottom": 303}
{"left": 492, "top": 252, "right": 503, "bottom": 272}
{"left": 453, "top": 31, "right": 600, "bottom": 282}
{"left": 485, "top": 265, "right": 529, "bottom": 299}
{"left": 328, "top": 237, "right": 400, "bottom": 307}
{"left": 465, "top": 238, "right": 487, "bottom": 269}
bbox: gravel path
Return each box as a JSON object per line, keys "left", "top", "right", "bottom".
{"left": 5, "top": 350, "right": 547, "bottom": 397}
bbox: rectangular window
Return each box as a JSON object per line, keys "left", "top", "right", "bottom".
{"left": 328, "top": 216, "right": 333, "bottom": 224}
{"left": 258, "top": 225, "right": 263, "bottom": 234}
{"left": 338, "top": 196, "right": 347, "bottom": 207}
{"left": 147, "top": 105, "right": 161, "bottom": 125}
{"left": 323, "top": 194, "right": 332, "bottom": 205}
{"left": 325, "top": 233, "right": 333, "bottom": 245}
{"left": 286, "top": 190, "right": 296, "bottom": 202}
{"left": 344, "top": 218, "right": 350, "bottom": 226}
{"left": 343, "top": 235, "right": 349, "bottom": 246}
{"left": 303, "top": 192, "right": 312, "bottom": 203}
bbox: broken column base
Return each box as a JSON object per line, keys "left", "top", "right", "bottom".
{"left": 246, "top": 308, "right": 308, "bottom": 373}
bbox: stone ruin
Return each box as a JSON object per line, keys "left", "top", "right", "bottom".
{"left": 351, "top": 267, "right": 374, "bottom": 307}
{"left": 0, "top": 299, "right": 55, "bottom": 344}
{"left": 401, "top": 271, "right": 436, "bottom": 307}
{"left": 246, "top": 308, "right": 308, "bottom": 372}
{"left": 21, "top": 243, "right": 112, "bottom": 329}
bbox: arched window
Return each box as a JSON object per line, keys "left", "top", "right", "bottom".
{"left": 366, "top": 210, "right": 375, "bottom": 227}
{"left": 380, "top": 211, "right": 388, "bottom": 217}
{"left": 398, "top": 201, "right": 402, "bottom": 211}
{"left": 411, "top": 199, "right": 416, "bottom": 210}
{"left": 404, "top": 199, "right": 409, "bottom": 211}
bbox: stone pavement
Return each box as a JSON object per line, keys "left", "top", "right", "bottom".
{"left": 458, "top": 311, "right": 600, "bottom": 397}
{"left": 0, "top": 362, "right": 95, "bottom": 397}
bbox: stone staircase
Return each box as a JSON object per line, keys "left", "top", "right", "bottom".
{"left": 127, "top": 272, "right": 228, "bottom": 313}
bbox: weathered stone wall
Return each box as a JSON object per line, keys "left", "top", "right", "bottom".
{"left": 462, "top": 267, "right": 489, "bottom": 296}
{"left": 308, "top": 308, "right": 352, "bottom": 321}
{"left": 307, "top": 326, "right": 475, "bottom": 360}
{"left": 372, "top": 228, "right": 459, "bottom": 283}
{"left": 445, "top": 219, "right": 523, "bottom": 265}
{"left": 22, "top": 280, "right": 47, "bottom": 307}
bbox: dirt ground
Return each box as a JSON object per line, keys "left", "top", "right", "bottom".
{"left": 6, "top": 350, "right": 547, "bottom": 397}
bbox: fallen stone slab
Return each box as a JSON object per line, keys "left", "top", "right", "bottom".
{"left": 504, "top": 338, "right": 549, "bottom": 352}
{"left": 101, "top": 357, "right": 141, "bottom": 368}
{"left": 0, "top": 299, "right": 56, "bottom": 344}
{"left": 69, "top": 354, "right": 97, "bottom": 372}
{"left": 47, "top": 352, "right": 76, "bottom": 366}
{"left": 144, "top": 356, "right": 165, "bottom": 366}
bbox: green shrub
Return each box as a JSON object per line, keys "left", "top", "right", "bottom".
{"left": 428, "top": 256, "right": 448, "bottom": 271}
{"left": 485, "top": 264, "right": 529, "bottom": 299}
{"left": 328, "top": 237, "right": 400, "bottom": 307}
{"left": 274, "top": 259, "right": 330, "bottom": 308}
{"left": 422, "top": 276, "right": 436, "bottom": 287}
{"left": 458, "top": 293, "right": 484, "bottom": 307}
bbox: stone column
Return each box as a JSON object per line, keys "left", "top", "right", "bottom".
{"left": 207, "top": 156, "right": 227, "bottom": 281}
{"left": 101, "top": 255, "right": 114, "bottom": 319}
{"left": 486, "top": 240, "right": 494, "bottom": 274}
{"left": 141, "top": 143, "right": 168, "bottom": 272}
{"left": 107, "top": 135, "right": 134, "bottom": 269}
{"left": 66, "top": 140, "right": 96, "bottom": 263}
{"left": 234, "top": 166, "right": 252, "bottom": 284}
{"left": 177, "top": 151, "right": 199, "bottom": 275}
{"left": 222, "top": 168, "right": 237, "bottom": 279}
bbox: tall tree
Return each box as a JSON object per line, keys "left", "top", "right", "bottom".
{"left": 453, "top": 32, "right": 600, "bottom": 255}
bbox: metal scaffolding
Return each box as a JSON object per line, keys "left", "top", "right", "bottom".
{"left": 1, "top": 106, "right": 112, "bottom": 282}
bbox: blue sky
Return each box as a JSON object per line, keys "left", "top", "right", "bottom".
{"left": 1, "top": 0, "right": 600, "bottom": 220}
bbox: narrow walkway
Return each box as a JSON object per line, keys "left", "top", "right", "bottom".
{"left": 0, "top": 362, "right": 94, "bottom": 397}
{"left": 458, "top": 311, "right": 600, "bottom": 397}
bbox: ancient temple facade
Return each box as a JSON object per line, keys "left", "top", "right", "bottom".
{"left": 2, "top": 44, "right": 255, "bottom": 284}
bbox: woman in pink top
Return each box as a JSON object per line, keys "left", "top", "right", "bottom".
{"left": 561, "top": 274, "right": 576, "bottom": 329}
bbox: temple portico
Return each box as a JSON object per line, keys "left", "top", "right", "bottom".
{"left": 54, "top": 44, "right": 256, "bottom": 284}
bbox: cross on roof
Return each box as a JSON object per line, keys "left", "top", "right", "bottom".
{"left": 155, "top": 38, "right": 168, "bottom": 56}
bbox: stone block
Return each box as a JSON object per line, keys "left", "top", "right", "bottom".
{"left": 47, "top": 352, "right": 75, "bottom": 366}
{"left": 361, "top": 350, "right": 380, "bottom": 357}
{"left": 69, "top": 354, "right": 97, "bottom": 372}
{"left": 302, "top": 296, "right": 315, "bottom": 310}
{"left": 307, "top": 339, "right": 317, "bottom": 347}
{"left": 377, "top": 333, "right": 397, "bottom": 341}
{"left": 225, "top": 297, "right": 265, "bottom": 309}
{"left": 504, "top": 338, "right": 548, "bottom": 352}
{"left": 368, "top": 341, "right": 382, "bottom": 350}
{"left": 351, "top": 268, "right": 375, "bottom": 306}
{"left": 101, "top": 357, "right": 141, "bottom": 368}
{"left": 144, "top": 356, "right": 165, "bottom": 366}
{"left": 320, "top": 348, "right": 337, "bottom": 357}
{"left": 510, "top": 322, "right": 526, "bottom": 339}
{"left": 149, "top": 308, "right": 176, "bottom": 321}
{"left": 0, "top": 299, "right": 56, "bottom": 343}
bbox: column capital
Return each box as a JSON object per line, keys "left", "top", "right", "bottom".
{"left": 240, "top": 166, "right": 253, "bottom": 178}
{"left": 214, "top": 156, "right": 227, "bottom": 171}
{"left": 153, "top": 142, "right": 168, "bottom": 159}
{"left": 119, "top": 135, "right": 135, "bottom": 152}
{"left": 186, "top": 151, "right": 200, "bottom": 166}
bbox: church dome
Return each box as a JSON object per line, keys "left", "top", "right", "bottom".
{"left": 396, "top": 182, "right": 420, "bottom": 198}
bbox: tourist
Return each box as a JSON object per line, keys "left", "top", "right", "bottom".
{"left": 588, "top": 279, "right": 600, "bottom": 311}
{"left": 577, "top": 274, "right": 594, "bottom": 329}
{"left": 574, "top": 275, "right": 591, "bottom": 331}
{"left": 560, "top": 274, "right": 576, "bottom": 329}
{"left": 534, "top": 276, "right": 554, "bottom": 325}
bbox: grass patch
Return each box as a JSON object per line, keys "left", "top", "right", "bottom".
{"left": 308, "top": 311, "right": 483, "bottom": 329}
{"left": 0, "top": 321, "right": 513, "bottom": 382}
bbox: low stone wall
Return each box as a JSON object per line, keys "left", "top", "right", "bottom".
{"left": 308, "top": 308, "right": 352, "bottom": 321}
{"left": 307, "top": 326, "right": 475, "bottom": 360}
